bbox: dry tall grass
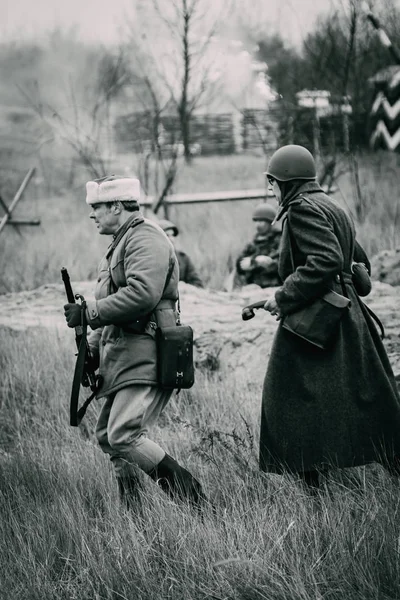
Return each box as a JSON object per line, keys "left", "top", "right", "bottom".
{"left": 1, "top": 150, "right": 400, "bottom": 293}
{"left": 1, "top": 327, "right": 400, "bottom": 599}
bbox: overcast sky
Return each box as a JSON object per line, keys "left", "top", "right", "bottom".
{"left": 3, "top": 0, "right": 332, "bottom": 48}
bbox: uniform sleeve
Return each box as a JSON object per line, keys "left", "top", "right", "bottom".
{"left": 86, "top": 225, "right": 170, "bottom": 329}
{"left": 236, "top": 243, "right": 255, "bottom": 274}
{"left": 251, "top": 233, "right": 281, "bottom": 273}
{"left": 275, "top": 202, "right": 344, "bottom": 315}
{"left": 184, "top": 256, "right": 204, "bottom": 288}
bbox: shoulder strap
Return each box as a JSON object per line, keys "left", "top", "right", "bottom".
{"left": 283, "top": 215, "right": 296, "bottom": 273}
{"left": 106, "top": 216, "right": 144, "bottom": 294}
{"left": 164, "top": 252, "right": 175, "bottom": 290}
{"left": 106, "top": 215, "right": 144, "bottom": 260}
{"left": 70, "top": 306, "right": 100, "bottom": 426}
{"left": 286, "top": 208, "right": 385, "bottom": 339}
{"left": 362, "top": 302, "right": 385, "bottom": 339}
{"left": 285, "top": 211, "right": 349, "bottom": 298}
{"left": 161, "top": 249, "right": 181, "bottom": 325}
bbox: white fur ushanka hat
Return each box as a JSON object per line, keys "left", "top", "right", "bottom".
{"left": 86, "top": 177, "right": 141, "bottom": 205}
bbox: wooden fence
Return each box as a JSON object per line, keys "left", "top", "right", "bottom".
{"left": 140, "top": 187, "right": 272, "bottom": 208}
{"left": 139, "top": 185, "right": 336, "bottom": 215}
{"left": 114, "top": 109, "right": 281, "bottom": 156}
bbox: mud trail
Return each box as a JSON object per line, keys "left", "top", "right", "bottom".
{"left": 0, "top": 279, "right": 399, "bottom": 385}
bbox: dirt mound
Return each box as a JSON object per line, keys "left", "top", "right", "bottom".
{"left": 0, "top": 280, "right": 399, "bottom": 384}
{"left": 371, "top": 248, "right": 400, "bottom": 286}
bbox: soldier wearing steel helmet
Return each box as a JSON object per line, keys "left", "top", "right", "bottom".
{"left": 259, "top": 144, "right": 400, "bottom": 488}
{"left": 235, "top": 202, "right": 281, "bottom": 289}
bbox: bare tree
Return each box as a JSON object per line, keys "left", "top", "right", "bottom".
{"left": 127, "top": 0, "right": 231, "bottom": 164}
{"left": 21, "top": 47, "right": 130, "bottom": 181}
{"left": 134, "top": 75, "right": 180, "bottom": 216}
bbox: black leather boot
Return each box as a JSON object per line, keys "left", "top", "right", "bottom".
{"left": 147, "top": 454, "right": 207, "bottom": 508}
{"left": 117, "top": 474, "right": 142, "bottom": 511}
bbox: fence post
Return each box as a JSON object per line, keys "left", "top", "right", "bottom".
{"left": 0, "top": 167, "right": 38, "bottom": 236}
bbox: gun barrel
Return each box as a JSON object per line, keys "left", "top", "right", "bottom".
{"left": 61, "top": 267, "right": 75, "bottom": 304}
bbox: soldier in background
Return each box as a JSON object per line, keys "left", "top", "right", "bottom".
{"left": 158, "top": 219, "right": 204, "bottom": 288}
{"left": 235, "top": 203, "right": 281, "bottom": 288}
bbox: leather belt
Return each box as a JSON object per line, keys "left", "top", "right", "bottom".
{"left": 336, "top": 271, "right": 385, "bottom": 340}
{"left": 336, "top": 272, "right": 353, "bottom": 284}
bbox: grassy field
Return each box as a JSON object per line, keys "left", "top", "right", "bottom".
{"left": 1, "top": 150, "right": 400, "bottom": 598}
{"left": 1, "top": 150, "right": 400, "bottom": 293}
{"left": 1, "top": 327, "right": 400, "bottom": 599}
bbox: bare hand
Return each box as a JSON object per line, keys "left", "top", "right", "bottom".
{"left": 239, "top": 257, "right": 252, "bottom": 271}
{"left": 254, "top": 255, "right": 274, "bottom": 267}
{"left": 263, "top": 297, "right": 282, "bottom": 321}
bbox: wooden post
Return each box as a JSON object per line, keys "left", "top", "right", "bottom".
{"left": 312, "top": 103, "right": 321, "bottom": 162}
{"left": 0, "top": 194, "right": 22, "bottom": 237}
{"left": 0, "top": 167, "right": 38, "bottom": 236}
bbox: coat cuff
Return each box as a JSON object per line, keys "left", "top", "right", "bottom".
{"left": 85, "top": 300, "right": 102, "bottom": 329}
{"left": 275, "top": 280, "right": 309, "bottom": 315}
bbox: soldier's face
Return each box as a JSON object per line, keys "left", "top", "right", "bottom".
{"left": 254, "top": 219, "right": 272, "bottom": 235}
{"left": 89, "top": 202, "right": 119, "bottom": 235}
{"left": 268, "top": 178, "right": 282, "bottom": 204}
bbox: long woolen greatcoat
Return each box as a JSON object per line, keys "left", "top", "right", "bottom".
{"left": 260, "top": 181, "right": 400, "bottom": 474}
{"left": 85, "top": 213, "right": 179, "bottom": 399}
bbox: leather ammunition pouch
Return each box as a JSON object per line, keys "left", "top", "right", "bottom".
{"left": 156, "top": 323, "right": 195, "bottom": 390}
{"left": 282, "top": 286, "right": 351, "bottom": 350}
{"left": 152, "top": 298, "right": 194, "bottom": 390}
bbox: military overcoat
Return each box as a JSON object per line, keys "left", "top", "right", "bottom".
{"left": 260, "top": 182, "right": 400, "bottom": 473}
{"left": 85, "top": 214, "right": 179, "bottom": 399}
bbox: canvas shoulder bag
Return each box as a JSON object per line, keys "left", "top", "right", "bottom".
{"left": 281, "top": 215, "right": 351, "bottom": 350}
{"left": 155, "top": 255, "right": 195, "bottom": 391}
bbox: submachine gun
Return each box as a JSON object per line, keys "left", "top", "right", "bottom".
{"left": 61, "top": 267, "right": 101, "bottom": 426}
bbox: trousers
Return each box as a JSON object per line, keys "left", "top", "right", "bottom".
{"left": 95, "top": 384, "right": 173, "bottom": 476}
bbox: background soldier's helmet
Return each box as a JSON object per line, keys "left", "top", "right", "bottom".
{"left": 252, "top": 203, "right": 276, "bottom": 222}
{"left": 158, "top": 218, "right": 179, "bottom": 236}
{"left": 265, "top": 145, "right": 317, "bottom": 182}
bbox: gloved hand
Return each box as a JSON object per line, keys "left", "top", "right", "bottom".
{"left": 64, "top": 303, "right": 84, "bottom": 328}
{"left": 239, "top": 257, "right": 252, "bottom": 271}
{"left": 254, "top": 255, "right": 274, "bottom": 267}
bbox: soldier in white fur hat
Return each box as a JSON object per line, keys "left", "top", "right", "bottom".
{"left": 63, "top": 175, "right": 207, "bottom": 510}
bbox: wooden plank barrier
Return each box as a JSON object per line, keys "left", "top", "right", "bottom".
{"left": 0, "top": 167, "right": 40, "bottom": 236}
{"left": 141, "top": 187, "right": 274, "bottom": 209}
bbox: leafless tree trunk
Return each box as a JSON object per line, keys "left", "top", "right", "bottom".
{"left": 131, "top": 73, "right": 181, "bottom": 216}
{"left": 179, "top": 0, "right": 192, "bottom": 163}
{"left": 146, "top": 0, "right": 229, "bottom": 164}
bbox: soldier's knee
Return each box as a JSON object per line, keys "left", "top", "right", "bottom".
{"left": 95, "top": 427, "right": 108, "bottom": 447}
{"left": 107, "top": 424, "right": 142, "bottom": 452}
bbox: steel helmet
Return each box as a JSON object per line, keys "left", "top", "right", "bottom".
{"left": 265, "top": 145, "right": 317, "bottom": 181}
{"left": 157, "top": 218, "right": 179, "bottom": 236}
{"left": 252, "top": 203, "right": 276, "bottom": 222}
